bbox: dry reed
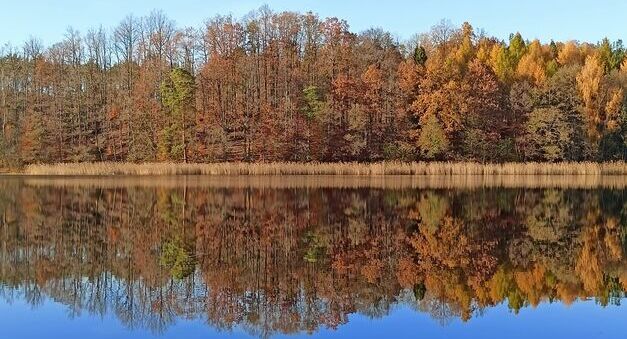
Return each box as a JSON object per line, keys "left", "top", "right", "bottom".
{"left": 22, "top": 161, "right": 627, "bottom": 176}
{"left": 20, "top": 174, "right": 627, "bottom": 190}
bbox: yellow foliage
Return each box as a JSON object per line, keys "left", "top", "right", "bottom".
{"left": 604, "top": 217, "right": 623, "bottom": 260}
{"left": 557, "top": 41, "right": 583, "bottom": 66}
{"left": 517, "top": 40, "right": 547, "bottom": 85}
{"left": 450, "top": 23, "right": 474, "bottom": 72}
{"left": 488, "top": 267, "right": 512, "bottom": 302}
{"left": 555, "top": 282, "right": 580, "bottom": 305}
{"left": 576, "top": 225, "right": 604, "bottom": 294}
{"left": 577, "top": 55, "right": 605, "bottom": 138}
{"left": 605, "top": 88, "right": 624, "bottom": 132}
{"left": 476, "top": 43, "right": 492, "bottom": 65}
{"left": 577, "top": 55, "right": 604, "bottom": 108}
{"left": 514, "top": 264, "right": 547, "bottom": 307}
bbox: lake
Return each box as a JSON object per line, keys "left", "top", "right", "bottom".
{"left": 0, "top": 176, "right": 626, "bottom": 338}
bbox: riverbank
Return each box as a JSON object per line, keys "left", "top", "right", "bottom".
{"left": 21, "top": 161, "right": 627, "bottom": 176}
{"left": 15, "top": 175, "right": 627, "bottom": 189}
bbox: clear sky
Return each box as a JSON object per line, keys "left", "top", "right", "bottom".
{"left": 2, "top": 298, "right": 627, "bottom": 339}
{"left": 1, "top": 0, "right": 625, "bottom": 45}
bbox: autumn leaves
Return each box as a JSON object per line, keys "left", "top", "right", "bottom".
{"left": 1, "top": 10, "right": 626, "bottom": 166}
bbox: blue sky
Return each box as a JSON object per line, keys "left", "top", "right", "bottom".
{"left": 2, "top": 298, "right": 627, "bottom": 339}
{"left": 0, "top": 0, "right": 625, "bottom": 45}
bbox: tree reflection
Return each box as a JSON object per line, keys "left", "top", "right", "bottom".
{"left": 0, "top": 180, "right": 625, "bottom": 336}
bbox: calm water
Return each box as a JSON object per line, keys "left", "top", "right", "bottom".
{"left": 1, "top": 176, "right": 626, "bottom": 338}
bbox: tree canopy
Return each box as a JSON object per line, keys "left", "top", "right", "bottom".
{"left": 1, "top": 9, "right": 626, "bottom": 166}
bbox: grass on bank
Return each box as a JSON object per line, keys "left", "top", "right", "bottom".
{"left": 21, "top": 175, "right": 627, "bottom": 190}
{"left": 22, "top": 161, "right": 627, "bottom": 176}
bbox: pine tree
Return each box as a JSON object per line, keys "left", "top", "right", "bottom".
{"left": 160, "top": 68, "right": 196, "bottom": 162}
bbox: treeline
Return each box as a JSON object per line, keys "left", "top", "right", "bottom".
{"left": 1, "top": 7, "right": 627, "bottom": 167}
{"left": 0, "top": 183, "right": 625, "bottom": 334}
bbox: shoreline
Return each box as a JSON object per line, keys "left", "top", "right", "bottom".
{"left": 12, "top": 174, "right": 627, "bottom": 189}
{"left": 15, "top": 161, "right": 627, "bottom": 176}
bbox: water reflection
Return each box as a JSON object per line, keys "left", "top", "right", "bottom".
{"left": 0, "top": 177, "right": 625, "bottom": 337}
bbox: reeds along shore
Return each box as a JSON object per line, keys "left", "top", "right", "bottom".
{"left": 20, "top": 175, "right": 627, "bottom": 190}
{"left": 21, "top": 162, "right": 627, "bottom": 176}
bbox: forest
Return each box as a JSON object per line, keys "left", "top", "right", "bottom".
{"left": 1, "top": 6, "right": 627, "bottom": 167}
{"left": 0, "top": 181, "right": 625, "bottom": 335}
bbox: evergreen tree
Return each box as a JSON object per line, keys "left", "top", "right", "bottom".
{"left": 160, "top": 68, "right": 196, "bottom": 162}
